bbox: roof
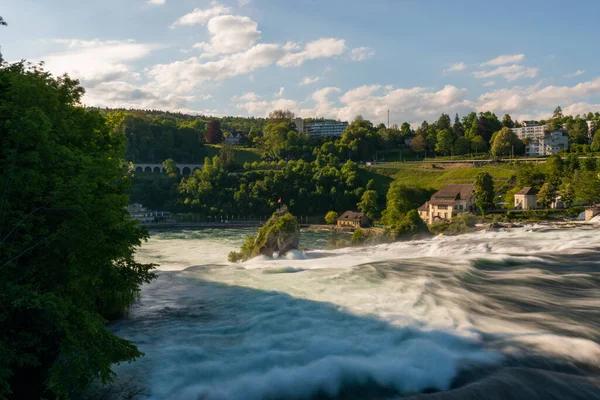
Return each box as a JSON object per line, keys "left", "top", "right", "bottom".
{"left": 430, "top": 184, "right": 474, "bottom": 205}
{"left": 418, "top": 202, "right": 429, "bottom": 211}
{"left": 516, "top": 187, "right": 538, "bottom": 195}
{"left": 338, "top": 211, "right": 367, "bottom": 221}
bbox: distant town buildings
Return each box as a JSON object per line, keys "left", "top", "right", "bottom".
{"left": 418, "top": 184, "right": 475, "bottom": 225}
{"left": 294, "top": 118, "right": 348, "bottom": 138}
{"left": 511, "top": 122, "right": 568, "bottom": 156}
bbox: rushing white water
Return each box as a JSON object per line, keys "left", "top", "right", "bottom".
{"left": 106, "top": 226, "right": 600, "bottom": 400}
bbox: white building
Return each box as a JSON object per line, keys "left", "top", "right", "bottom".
{"left": 588, "top": 120, "right": 596, "bottom": 138}
{"left": 541, "top": 131, "right": 569, "bottom": 155}
{"left": 512, "top": 123, "right": 568, "bottom": 156}
{"left": 294, "top": 119, "right": 349, "bottom": 138}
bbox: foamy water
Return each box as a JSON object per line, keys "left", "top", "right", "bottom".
{"left": 105, "top": 226, "right": 600, "bottom": 400}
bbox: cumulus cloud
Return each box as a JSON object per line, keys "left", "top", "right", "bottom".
{"left": 232, "top": 97, "right": 299, "bottom": 116}
{"left": 193, "top": 15, "right": 260, "bottom": 54}
{"left": 443, "top": 62, "right": 466, "bottom": 74}
{"left": 278, "top": 38, "right": 346, "bottom": 67}
{"left": 39, "top": 39, "right": 158, "bottom": 86}
{"left": 300, "top": 87, "right": 341, "bottom": 117}
{"left": 171, "top": 2, "right": 231, "bottom": 27}
{"left": 566, "top": 70, "right": 585, "bottom": 78}
{"left": 483, "top": 81, "right": 496, "bottom": 87}
{"left": 299, "top": 76, "right": 320, "bottom": 86}
{"left": 84, "top": 81, "right": 195, "bottom": 111}
{"left": 350, "top": 47, "right": 375, "bottom": 62}
{"left": 148, "top": 0, "right": 165, "bottom": 4}
{"left": 275, "top": 87, "right": 285, "bottom": 97}
{"left": 238, "top": 0, "right": 251, "bottom": 5}
{"left": 473, "top": 64, "right": 539, "bottom": 81}
{"left": 147, "top": 43, "right": 287, "bottom": 93}
{"left": 480, "top": 54, "right": 526, "bottom": 67}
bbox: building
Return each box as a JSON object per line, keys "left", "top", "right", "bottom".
{"left": 514, "top": 187, "right": 538, "bottom": 210}
{"left": 224, "top": 131, "right": 243, "bottom": 145}
{"left": 541, "top": 131, "right": 569, "bottom": 155}
{"left": 337, "top": 211, "right": 370, "bottom": 228}
{"left": 418, "top": 184, "right": 475, "bottom": 225}
{"left": 294, "top": 118, "right": 349, "bottom": 138}
{"left": 127, "top": 203, "right": 171, "bottom": 224}
{"left": 293, "top": 118, "right": 305, "bottom": 134}
{"left": 305, "top": 121, "right": 349, "bottom": 138}
{"left": 512, "top": 123, "right": 568, "bottom": 156}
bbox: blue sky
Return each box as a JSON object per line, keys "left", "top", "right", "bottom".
{"left": 3, "top": 0, "right": 600, "bottom": 125}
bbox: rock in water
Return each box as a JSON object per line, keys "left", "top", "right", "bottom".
{"left": 228, "top": 209, "right": 300, "bottom": 262}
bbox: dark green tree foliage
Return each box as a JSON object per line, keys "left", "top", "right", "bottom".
{"left": 477, "top": 112, "right": 502, "bottom": 142}
{"left": 568, "top": 118, "right": 590, "bottom": 144}
{"left": 537, "top": 182, "right": 557, "bottom": 209}
{"left": 490, "top": 127, "right": 523, "bottom": 157}
{"left": 474, "top": 172, "right": 495, "bottom": 215}
{"left": 381, "top": 182, "right": 432, "bottom": 227}
{"left": 502, "top": 114, "right": 514, "bottom": 128}
{"left": 0, "top": 62, "right": 155, "bottom": 398}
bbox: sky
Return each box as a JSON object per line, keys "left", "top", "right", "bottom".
{"left": 2, "top": 0, "right": 600, "bottom": 125}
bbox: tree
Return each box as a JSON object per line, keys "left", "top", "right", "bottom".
{"left": 553, "top": 106, "right": 563, "bottom": 120}
{"left": 206, "top": 120, "right": 223, "bottom": 144}
{"left": 0, "top": 16, "right": 6, "bottom": 26}
{"left": 410, "top": 135, "right": 427, "bottom": 154}
{"left": 163, "top": 158, "right": 178, "bottom": 177}
{"left": 325, "top": 211, "right": 339, "bottom": 225}
{"left": 0, "top": 61, "right": 155, "bottom": 398}
{"left": 268, "top": 109, "right": 295, "bottom": 123}
{"left": 435, "top": 129, "right": 454, "bottom": 155}
{"left": 537, "top": 181, "right": 556, "bottom": 209}
{"left": 358, "top": 189, "right": 379, "bottom": 220}
{"left": 453, "top": 137, "right": 472, "bottom": 155}
{"left": 474, "top": 172, "right": 495, "bottom": 215}
{"left": 490, "top": 127, "right": 522, "bottom": 157}
{"left": 568, "top": 118, "right": 589, "bottom": 144}
{"left": 545, "top": 154, "right": 564, "bottom": 180}
{"left": 559, "top": 182, "right": 575, "bottom": 207}
{"left": 437, "top": 113, "right": 452, "bottom": 131}
{"left": 381, "top": 183, "right": 430, "bottom": 227}
{"left": 502, "top": 114, "right": 514, "bottom": 128}
{"left": 591, "top": 130, "right": 600, "bottom": 152}
{"left": 219, "top": 143, "right": 236, "bottom": 169}
{"left": 471, "top": 135, "right": 489, "bottom": 154}
{"left": 453, "top": 113, "right": 464, "bottom": 138}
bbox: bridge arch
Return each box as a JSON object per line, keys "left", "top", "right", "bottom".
{"left": 182, "top": 167, "right": 191, "bottom": 176}
{"left": 153, "top": 166, "right": 161, "bottom": 173}
{"left": 135, "top": 166, "right": 143, "bottom": 172}
{"left": 144, "top": 166, "right": 152, "bottom": 173}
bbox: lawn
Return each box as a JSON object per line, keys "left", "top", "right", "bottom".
{"left": 369, "top": 163, "right": 519, "bottom": 191}
{"left": 201, "top": 145, "right": 262, "bottom": 164}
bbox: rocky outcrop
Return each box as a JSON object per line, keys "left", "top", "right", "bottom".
{"left": 228, "top": 209, "right": 300, "bottom": 262}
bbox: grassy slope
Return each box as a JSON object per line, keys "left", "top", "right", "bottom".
{"left": 200, "top": 145, "right": 262, "bottom": 164}
{"left": 369, "top": 163, "right": 520, "bottom": 191}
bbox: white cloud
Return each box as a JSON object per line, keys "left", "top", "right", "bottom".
{"left": 171, "top": 2, "right": 231, "bottom": 27}
{"left": 473, "top": 64, "right": 539, "bottom": 81}
{"left": 483, "top": 81, "right": 496, "bottom": 87}
{"left": 562, "top": 102, "right": 600, "bottom": 116}
{"left": 147, "top": 43, "right": 287, "bottom": 93}
{"left": 232, "top": 97, "right": 299, "bottom": 116}
{"left": 232, "top": 92, "right": 260, "bottom": 102}
{"left": 475, "top": 77, "right": 600, "bottom": 118}
{"left": 480, "top": 54, "right": 526, "bottom": 67}
{"left": 148, "top": 0, "right": 165, "bottom": 4}
{"left": 238, "top": 0, "right": 251, "bottom": 5}
{"left": 39, "top": 39, "right": 158, "bottom": 86}
{"left": 299, "top": 76, "right": 320, "bottom": 86}
{"left": 566, "top": 70, "right": 585, "bottom": 78}
{"left": 300, "top": 87, "right": 341, "bottom": 117}
{"left": 443, "top": 62, "right": 466, "bottom": 74}
{"left": 275, "top": 87, "right": 285, "bottom": 97}
{"left": 193, "top": 15, "right": 260, "bottom": 54}
{"left": 350, "top": 47, "right": 375, "bottom": 62}
{"left": 84, "top": 81, "right": 195, "bottom": 111}
{"left": 278, "top": 38, "right": 346, "bottom": 67}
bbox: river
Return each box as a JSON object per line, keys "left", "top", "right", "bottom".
{"left": 108, "top": 225, "right": 600, "bottom": 400}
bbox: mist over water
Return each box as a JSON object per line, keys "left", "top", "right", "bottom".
{"left": 110, "top": 226, "right": 600, "bottom": 399}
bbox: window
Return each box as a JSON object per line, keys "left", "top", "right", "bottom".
{"left": 444, "top": 213, "right": 448, "bottom": 219}
{"left": 438, "top": 205, "right": 448, "bottom": 210}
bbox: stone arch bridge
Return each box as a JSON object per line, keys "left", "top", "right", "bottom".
{"left": 131, "top": 163, "right": 203, "bottom": 176}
